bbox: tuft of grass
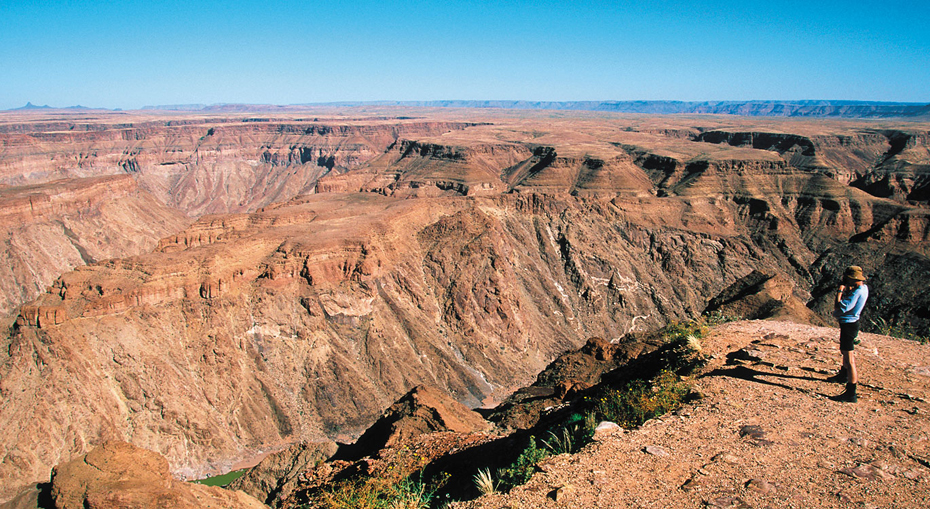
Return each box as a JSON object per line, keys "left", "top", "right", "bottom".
{"left": 473, "top": 468, "right": 497, "bottom": 496}
{"left": 703, "top": 310, "right": 743, "bottom": 326}
{"left": 543, "top": 427, "right": 574, "bottom": 455}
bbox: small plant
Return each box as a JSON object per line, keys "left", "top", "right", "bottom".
{"left": 592, "top": 370, "right": 691, "bottom": 429}
{"left": 543, "top": 427, "right": 574, "bottom": 455}
{"left": 496, "top": 437, "right": 549, "bottom": 492}
{"left": 542, "top": 415, "right": 595, "bottom": 456}
{"left": 661, "top": 320, "right": 707, "bottom": 343}
{"left": 582, "top": 410, "right": 597, "bottom": 435}
{"left": 473, "top": 467, "right": 497, "bottom": 496}
{"left": 704, "top": 310, "right": 743, "bottom": 325}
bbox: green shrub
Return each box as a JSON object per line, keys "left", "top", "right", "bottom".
{"left": 661, "top": 320, "right": 708, "bottom": 343}
{"left": 496, "top": 437, "right": 549, "bottom": 492}
{"left": 703, "top": 310, "right": 743, "bottom": 325}
{"left": 868, "top": 317, "right": 929, "bottom": 344}
{"left": 591, "top": 369, "right": 691, "bottom": 429}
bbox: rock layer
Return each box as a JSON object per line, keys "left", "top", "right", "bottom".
{"left": 0, "top": 175, "right": 189, "bottom": 318}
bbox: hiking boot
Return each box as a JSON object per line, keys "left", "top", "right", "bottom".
{"left": 829, "top": 383, "right": 857, "bottom": 403}
{"left": 825, "top": 368, "right": 848, "bottom": 384}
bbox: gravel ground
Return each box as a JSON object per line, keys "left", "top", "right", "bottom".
{"left": 453, "top": 320, "right": 930, "bottom": 509}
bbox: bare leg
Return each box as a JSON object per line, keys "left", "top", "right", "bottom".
{"left": 843, "top": 350, "right": 858, "bottom": 384}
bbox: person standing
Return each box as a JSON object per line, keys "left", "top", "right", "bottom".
{"left": 828, "top": 265, "right": 869, "bottom": 403}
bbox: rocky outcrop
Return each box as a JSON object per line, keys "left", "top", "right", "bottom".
{"left": 228, "top": 441, "right": 338, "bottom": 507}
{"left": 488, "top": 336, "right": 660, "bottom": 430}
{"left": 703, "top": 270, "right": 827, "bottom": 325}
{"left": 340, "top": 385, "right": 490, "bottom": 461}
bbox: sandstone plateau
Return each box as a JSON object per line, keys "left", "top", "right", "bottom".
{"left": 0, "top": 108, "right": 928, "bottom": 502}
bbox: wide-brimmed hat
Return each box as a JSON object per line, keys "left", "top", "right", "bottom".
{"left": 844, "top": 266, "right": 867, "bottom": 281}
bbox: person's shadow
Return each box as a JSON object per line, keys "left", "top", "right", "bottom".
{"left": 703, "top": 364, "right": 835, "bottom": 398}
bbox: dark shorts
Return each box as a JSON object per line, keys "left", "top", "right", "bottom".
{"left": 839, "top": 321, "right": 859, "bottom": 351}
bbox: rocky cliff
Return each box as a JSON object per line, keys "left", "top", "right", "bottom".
{"left": 1, "top": 109, "right": 929, "bottom": 501}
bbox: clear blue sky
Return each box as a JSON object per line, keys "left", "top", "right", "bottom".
{"left": 1, "top": 0, "right": 928, "bottom": 110}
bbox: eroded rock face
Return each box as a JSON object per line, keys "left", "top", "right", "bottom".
{"left": 0, "top": 175, "right": 190, "bottom": 318}
{"left": 0, "top": 191, "right": 774, "bottom": 498}
{"left": 0, "top": 115, "right": 477, "bottom": 216}
{"left": 0, "top": 114, "right": 476, "bottom": 318}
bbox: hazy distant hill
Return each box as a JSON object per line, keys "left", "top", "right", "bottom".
{"left": 11, "top": 100, "right": 930, "bottom": 118}
{"left": 316, "top": 100, "right": 930, "bottom": 118}
{"left": 9, "top": 102, "right": 95, "bottom": 111}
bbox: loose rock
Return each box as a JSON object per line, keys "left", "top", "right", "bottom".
{"left": 644, "top": 445, "right": 669, "bottom": 457}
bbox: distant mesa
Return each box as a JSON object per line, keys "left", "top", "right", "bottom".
{"left": 142, "top": 103, "right": 208, "bottom": 111}
{"left": 303, "top": 100, "right": 930, "bottom": 118}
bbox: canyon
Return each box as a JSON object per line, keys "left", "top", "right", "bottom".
{"left": 0, "top": 108, "right": 928, "bottom": 502}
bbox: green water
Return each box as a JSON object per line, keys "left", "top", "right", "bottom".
{"left": 192, "top": 468, "right": 248, "bottom": 487}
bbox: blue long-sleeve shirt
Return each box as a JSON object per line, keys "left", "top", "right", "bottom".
{"left": 834, "top": 284, "right": 868, "bottom": 323}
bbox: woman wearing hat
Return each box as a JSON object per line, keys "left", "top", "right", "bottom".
{"left": 828, "top": 265, "right": 869, "bottom": 403}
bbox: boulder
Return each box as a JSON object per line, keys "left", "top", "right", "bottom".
{"left": 45, "top": 441, "right": 265, "bottom": 509}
